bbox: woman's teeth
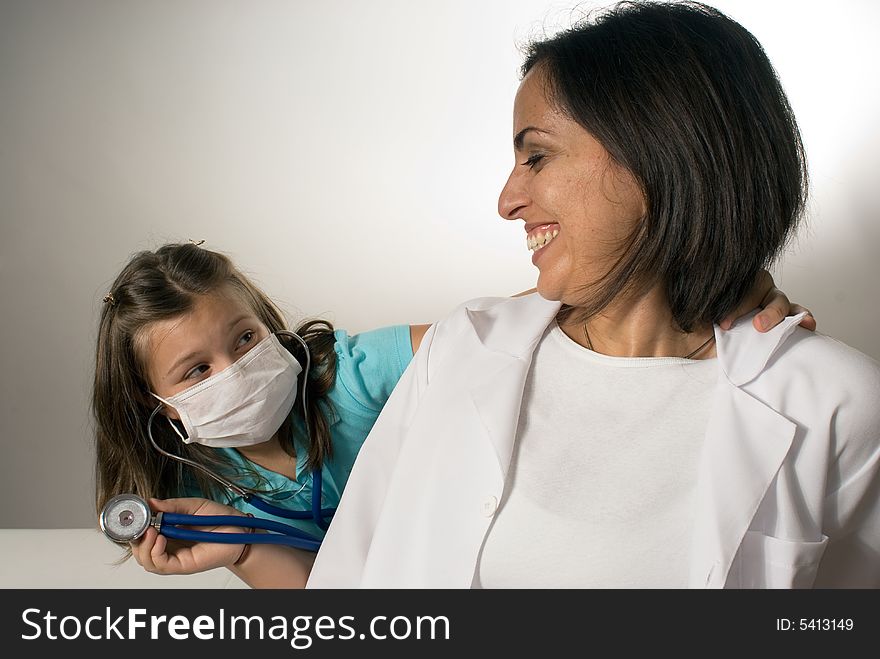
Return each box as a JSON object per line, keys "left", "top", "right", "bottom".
{"left": 527, "top": 229, "right": 559, "bottom": 252}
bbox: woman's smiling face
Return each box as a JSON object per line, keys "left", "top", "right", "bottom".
{"left": 497, "top": 66, "right": 646, "bottom": 306}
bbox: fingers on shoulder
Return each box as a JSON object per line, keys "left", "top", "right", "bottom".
{"left": 751, "top": 287, "right": 791, "bottom": 331}
{"left": 790, "top": 304, "right": 816, "bottom": 330}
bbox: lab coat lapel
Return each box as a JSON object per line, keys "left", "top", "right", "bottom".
{"left": 688, "top": 312, "right": 806, "bottom": 588}
{"left": 688, "top": 381, "right": 797, "bottom": 587}
{"left": 464, "top": 295, "right": 562, "bottom": 479}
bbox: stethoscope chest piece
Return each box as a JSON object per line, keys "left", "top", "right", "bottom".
{"left": 100, "top": 494, "right": 152, "bottom": 543}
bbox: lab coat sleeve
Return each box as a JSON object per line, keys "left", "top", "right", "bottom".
{"left": 306, "top": 322, "right": 439, "bottom": 587}
{"left": 814, "top": 353, "right": 880, "bottom": 587}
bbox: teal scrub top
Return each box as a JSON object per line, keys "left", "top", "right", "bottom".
{"left": 185, "top": 325, "right": 413, "bottom": 541}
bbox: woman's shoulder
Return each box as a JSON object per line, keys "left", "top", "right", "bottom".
{"left": 430, "top": 293, "right": 561, "bottom": 339}
{"left": 776, "top": 328, "right": 880, "bottom": 387}
{"left": 400, "top": 293, "right": 562, "bottom": 385}
{"left": 778, "top": 330, "right": 880, "bottom": 498}
{"left": 421, "top": 293, "right": 558, "bottom": 355}
{"left": 722, "top": 324, "right": 879, "bottom": 494}
{"left": 757, "top": 327, "right": 880, "bottom": 433}
{"left": 720, "top": 312, "right": 880, "bottom": 393}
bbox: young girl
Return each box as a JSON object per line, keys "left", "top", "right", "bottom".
{"left": 94, "top": 242, "right": 429, "bottom": 584}
{"left": 93, "top": 242, "right": 811, "bottom": 588}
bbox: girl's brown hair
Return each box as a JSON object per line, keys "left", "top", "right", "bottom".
{"left": 93, "top": 243, "right": 338, "bottom": 527}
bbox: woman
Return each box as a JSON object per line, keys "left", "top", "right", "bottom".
{"left": 306, "top": 1, "right": 880, "bottom": 588}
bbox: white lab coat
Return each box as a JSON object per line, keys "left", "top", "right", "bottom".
{"left": 308, "top": 294, "right": 880, "bottom": 588}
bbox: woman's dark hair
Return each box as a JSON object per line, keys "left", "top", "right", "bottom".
{"left": 93, "top": 243, "right": 338, "bottom": 542}
{"left": 522, "top": 1, "right": 807, "bottom": 331}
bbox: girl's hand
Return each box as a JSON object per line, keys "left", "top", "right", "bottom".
{"left": 721, "top": 269, "right": 816, "bottom": 332}
{"left": 130, "top": 497, "right": 248, "bottom": 576}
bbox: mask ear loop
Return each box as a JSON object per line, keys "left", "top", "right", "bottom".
{"left": 163, "top": 414, "right": 189, "bottom": 444}
{"left": 146, "top": 403, "right": 253, "bottom": 498}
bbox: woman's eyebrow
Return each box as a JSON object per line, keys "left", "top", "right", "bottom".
{"left": 514, "top": 126, "right": 554, "bottom": 150}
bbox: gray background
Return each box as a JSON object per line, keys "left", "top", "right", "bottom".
{"left": 2, "top": 0, "right": 878, "bottom": 529}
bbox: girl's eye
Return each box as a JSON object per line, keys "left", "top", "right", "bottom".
{"left": 184, "top": 364, "right": 209, "bottom": 380}
{"left": 521, "top": 153, "right": 546, "bottom": 169}
{"left": 237, "top": 330, "right": 256, "bottom": 349}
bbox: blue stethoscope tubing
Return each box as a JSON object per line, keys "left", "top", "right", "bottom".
{"left": 244, "top": 467, "right": 334, "bottom": 531}
{"left": 140, "top": 329, "right": 334, "bottom": 551}
{"left": 100, "top": 492, "right": 327, "bottom": 552}
{"left": 158, "top": 512, "right": 322, "bottom": 553}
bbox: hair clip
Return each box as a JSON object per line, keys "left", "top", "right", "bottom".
{"left": 188, "top": 239, "right": 205, "bottom": 246}
{"left": 102, "top": 293, "right": 116, "bottom": 306}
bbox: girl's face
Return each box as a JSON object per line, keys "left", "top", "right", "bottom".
{"left": 497, "top": 66, "right": 646, "bottom": 305}
{"left": 142, "top": 289, "right": 269, "bottom": 417}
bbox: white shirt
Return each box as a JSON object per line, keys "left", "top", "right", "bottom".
{"left": 476, "top": 323, "right": 718, "bottom": 588}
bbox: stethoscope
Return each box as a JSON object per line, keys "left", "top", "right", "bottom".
{"left": 99, "top": 330, "right": 334, "bottom": 553}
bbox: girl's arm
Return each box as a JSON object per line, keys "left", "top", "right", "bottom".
{"left": 229, "top": 543, "right": 315, "bottom": 589}
{"left": 130, "top": 496, "right": 314, "bottom": 588}
{"left": 409, "top": 324, "right": 431, "bottom": 354}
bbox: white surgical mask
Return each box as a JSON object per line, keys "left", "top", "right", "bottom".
{"left": 152, "top": 333, "right": 302, "bottom": 448}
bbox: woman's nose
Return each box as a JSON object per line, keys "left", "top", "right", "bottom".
{"left": 497, "top": 168, "right": 529, "bottom": 220}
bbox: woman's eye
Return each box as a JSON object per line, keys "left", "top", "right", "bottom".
{"left": 237, "top": 330, "right": 255, "bottom": 349}
{"left": 521, "top": 153, "right": 546, "bottom": 169}
{"left": 184, "top": 364, "right": 209, "bottom": 380}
